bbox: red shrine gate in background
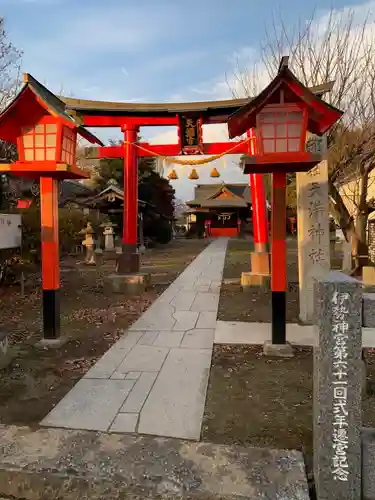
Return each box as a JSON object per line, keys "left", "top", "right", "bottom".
{"left": 71, "top": 98, "right": 269, "bottom": 275}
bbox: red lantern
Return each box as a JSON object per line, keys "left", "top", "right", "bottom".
{"left": 256, "top": 103, "right": 308, "bottom": 156}
{"left": 0, "top": 73, "right": 102, "bottom": 180}
{"left": 227, "top": 57, "right": 343, "bottom": 173}
{"left": 18, "top": 117, "right": 77, "bottom": 165}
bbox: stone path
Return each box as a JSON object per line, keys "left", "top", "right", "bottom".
{"left": 215, "top": 320, "right": 375, "bottom": 347}
{"left": 42, "top": 238, "right": 228, "bottom": 440}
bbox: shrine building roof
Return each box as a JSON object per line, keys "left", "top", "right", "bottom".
{"left": 186, "top": 183, "right": 251, "bottom": 208}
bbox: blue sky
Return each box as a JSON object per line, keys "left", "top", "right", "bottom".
{"left": 0, "top": 0, "right": 371, "bottom": 200}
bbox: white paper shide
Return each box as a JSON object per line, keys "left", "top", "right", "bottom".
{"left": 331, "top": 291, "right": 350, "bottom": 481}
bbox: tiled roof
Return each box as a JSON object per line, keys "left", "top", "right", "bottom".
{"left": 186, "top": 183, "right": 251, "bottom": 207}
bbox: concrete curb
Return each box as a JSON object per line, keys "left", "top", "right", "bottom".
{"left": 0, "top": 425, "right": 309, "bottom": 500}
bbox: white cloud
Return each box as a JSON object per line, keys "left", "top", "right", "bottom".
{"left": 28, "top": 5, "right": 174, "bottom": 59}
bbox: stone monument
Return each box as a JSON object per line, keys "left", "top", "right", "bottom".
{"left": 297, "top": 134, "right": 330, "bottom": 324}
{"left": 101, "top": 220, "right": 117, "bottom": 252}
{"left": 81, "top": 222, "right": 96, "bottom": 265}
{"left": 313, "top": 271, "right": 362, "bottom": 500}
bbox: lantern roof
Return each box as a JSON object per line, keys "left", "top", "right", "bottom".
{"left": 227, "top": 56, "right": 343, "bottom": 139}
{"left": 0, "top": 73, "right": 104, "bottom": 146}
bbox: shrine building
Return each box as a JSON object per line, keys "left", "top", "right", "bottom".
{"left": 185, "top": 183, "right": 252, "bottom": 237}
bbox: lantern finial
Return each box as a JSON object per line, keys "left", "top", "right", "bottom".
{"left": 278, "top": 56, "right": 289, "bottom": 73}
{"left": 188, "top": 168, "right": 199, "bottom": 180}
{"left": 168, "top": 169, "right": 178, "bottom": 180}
{"left": 210, "top": 167, "right": 220, "bottom": 178}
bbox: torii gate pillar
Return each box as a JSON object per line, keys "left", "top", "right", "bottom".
{"left": 117, "top": 124, "right": 140, "bottom": 274}
{"left": 108, "top": 123, "right": 151, "bottom": 292}
{"left": 241, "top": 130, "right": 270, "bottom": 288}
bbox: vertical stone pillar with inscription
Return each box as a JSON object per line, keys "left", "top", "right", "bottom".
{"left": 314, "top": 271, "right": 362, "bottom": 500}
{"left": 297, "top": 134, "right": 330, "bottom": 324}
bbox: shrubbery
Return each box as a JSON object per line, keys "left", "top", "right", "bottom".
{"left": 17, "top": 206, "right": 102, "bottom": 260}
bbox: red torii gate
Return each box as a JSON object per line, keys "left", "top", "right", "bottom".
{"left": 69, "top": 97, "right": 270, "bottom": 275}
{"left": 64, "top": 86, "right": 336, "bottom": 281}
{"left": 0, "top": 66, "right": 340, "bottom": 343}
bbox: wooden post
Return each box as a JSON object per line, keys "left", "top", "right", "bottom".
{"left": 40, "top": 177, "right": 60, "bottom": 339}
{"left": 271, "top": 171, "right": 286, "bottom": 344}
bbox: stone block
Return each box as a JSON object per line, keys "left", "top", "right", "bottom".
{"left": 190, "top": 292, "right": 219, "bottom": 312}
{"left": 0, "top": 425, "right": 310, "bottom": 500}
{"left": 313, "top": 271, "right": 362, "bottom": 500}
{"left": 130, "top": 304, "right": 176, "bottom": 330}
{"left": 297, "top": 160, "right": 330, "bottom": 324}
{"left": 110, "top": 413, "right": 138, "bottom": 433}
{"left": 241, "top": 272, "right": 270, "bottom": 289}
{"left": 173, "top": 311, "right": 199, "bottom": 331}
{"left": 363, "top": 266, "right": 375, "bottom": 286}
{"left": 181, "top": 329, "right": 214, "bottom": 349}
{"left": 170, "top": 291, "right": 197, "bottom": 311}
{"left": 263, "top": 341, "right": 294, "bottom": 358}
{"left": 196, "top": 311, "right": 217, "bottom": 329}
{"left": 138, "top": 331, "right": 159, "bottom": 345}
{"left": 125, "top": 371, "right": 142, "bottom": 380}
{"left": 104, "top": 272, "right": 151, "bottom": 294}
{"left": 41, "top": 379, "right": 135, "bottom": 431}
{"left": 120, "top": 372, "right": 157, "bottom": 413}
{"left": 363, "top": 293, "right": 375, "bottom": 328}
{"left": 138, "top": 348, "right": 212, "bottom": 439}
{"left": 110, "top": 372, "right": 126, "bottom": 380}
{"left": 153, "top": 331, "right": 184, "bottom": 348}
{"left": 117, "top": 345, "right": 169, "bottom": 373}
{"left": 250, "top": 251, "right": 270, "bottom": 275}
{"left": 34, "top": 336, "right": 68, "bottom": 349}
{"left": 84, "top": 331, "right": 142, "bottom": 379}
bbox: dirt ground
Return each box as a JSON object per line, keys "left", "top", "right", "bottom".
{"left": 0, "top": 238, "right": 208, "bottom": 426}
{"left": 205, "top": 237, "right": 375, "bottom": 457}
{"left": 218, "top": 238, "right": 342, "bottom": 323}
{"left": 202, "top": 345, "right": 375, "bottom": 455}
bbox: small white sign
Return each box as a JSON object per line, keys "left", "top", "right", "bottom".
{"left": 0, "top": 213, "right": 22, "bottom": 249}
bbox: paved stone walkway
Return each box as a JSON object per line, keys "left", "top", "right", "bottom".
{"left": 215, "top": 320, "right": 375, "bottom": 347}
{"left": 42, "top": 238, "right": 228, "bottom": 440}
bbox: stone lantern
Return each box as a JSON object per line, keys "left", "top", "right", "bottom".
{"left": 100, "top": 220, "right": 117, "bottom": 252}
{"left": 81, "top": 222, "right": 96, "bottom": 265}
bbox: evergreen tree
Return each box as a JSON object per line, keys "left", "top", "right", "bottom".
{"left": 96, "top": 141, "right": 175, "bottom": 244}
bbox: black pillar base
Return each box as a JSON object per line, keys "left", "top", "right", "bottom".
{"left": 116, "top": 244, "right": 140, "bottom": 274}
{"left": 271, "top": 290, "right": 286, "bottom": 344}
{"left": 42, "top": 289, "right": 60, "bottom": 340}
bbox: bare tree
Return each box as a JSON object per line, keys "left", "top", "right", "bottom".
{"left": 0, "top": 16, "right": 22, "bottom": 111}
{"left": 231, "top": 7, "right": 375, "bottom": 271}
{"left": 0, "top": 17, "right": 22, "bottom": 208}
